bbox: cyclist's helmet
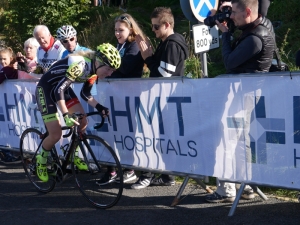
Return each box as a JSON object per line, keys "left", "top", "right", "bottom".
{"left": 56, "top": 25, "right": 77, "bottom": 40}
{"left": 95, "top": 43, "right": 121, "bottom": 70}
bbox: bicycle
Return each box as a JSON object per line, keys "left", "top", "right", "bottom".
{"left": 19, "top": 111, "right": 123, "bottom": 209}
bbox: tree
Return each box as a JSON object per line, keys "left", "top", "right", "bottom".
{"left": 0, "top": 0, "right": 93, "bottom": 51}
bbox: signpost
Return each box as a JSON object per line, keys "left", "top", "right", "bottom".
{"left": 192, "top": 24, "right": 219, "bottom": 54}
{"left": 189, "top": 0, "right": 219, "bottom": 22}
{"left": 187, "top": 0, "right": 220, "bottom": 77}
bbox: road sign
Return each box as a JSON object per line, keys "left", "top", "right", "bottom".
{"left": 192, "top": 24, "right": 219, "bottom": 53}
{"left": 180, "top": 0, "right": 198, "bottom": 24}
{"left": 189, "top": 0, "right": 219, "bottom": 22}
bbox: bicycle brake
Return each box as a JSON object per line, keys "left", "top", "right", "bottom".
{"left": 107, "top": 114, "right": 111, "bottom": 126}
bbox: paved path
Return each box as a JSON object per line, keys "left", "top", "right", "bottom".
{"left": 1, "top": 162, "right": 300, "bottom": 225}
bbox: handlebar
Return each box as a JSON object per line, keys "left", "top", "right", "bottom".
{"left": 85, "top": 111, "right": 111, "bottom": 129}
{"left": 62, "top": 126, "right": 73, "bottom": 138}
{"left": 61, "top": 111, "right": 110, "bottom": 137}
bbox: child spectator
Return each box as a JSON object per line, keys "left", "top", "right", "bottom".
{"left": 0, "top": 45, "right": 39, "bottom": 84}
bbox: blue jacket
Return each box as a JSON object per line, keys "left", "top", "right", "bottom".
{"left": 61, "top": 43, "right": 90, "bottom": 59}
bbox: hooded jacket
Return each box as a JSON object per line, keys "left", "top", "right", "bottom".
{"left": 145, "top": 33, "right": 189, "bottom": 77}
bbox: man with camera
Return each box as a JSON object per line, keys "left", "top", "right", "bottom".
{"left": 205, "top": 0, "right": 275, "bottom": 203}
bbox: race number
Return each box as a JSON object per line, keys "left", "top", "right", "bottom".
{"left": 67, "top": 61, "right": 84, "bottom": 81}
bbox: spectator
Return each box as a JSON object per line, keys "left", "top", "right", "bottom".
{"left": 258, "top": 0, "right": 271, "bottom": 17}
{"left": 205, "top": 0, "right": 275, "bottom": 203}
{"left": 130, "top": 7, "right": 189, "bottom": 189}
{"left": 56, "top": 25, "right": 90, "bottom": 59}
{"left": 16, "top": 37, "right": 42, "bottom": 79}
{"left": 296, "top": 50, "right": 300, "bottom": 67}
{"left": 0, "top": 45, "right": 4, "bottom": 70}
{"left": 0, "top": 46, "right": 30, "bottom": 84}
{"left": 219, "top": 0, "right": 270, "bottom": 16}
{"left": 33, "top": 25, "right": 65, "bottom": 74}
{"left": 96, "top": 13, "right": 147, "bottom": 186}
{"left": 111, "top": 14, "right": 146, "bottom": 78}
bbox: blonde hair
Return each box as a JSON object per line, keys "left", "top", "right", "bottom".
{"left": 69, "top": 50, "right": 96, "bottom": 59}
{"left": 0, "top": 46, "right": 15, "bottom": 66}
{"left": 24, "top": 37, "right": 40, "bottom": 50}
{"left": 115, "top": 13, "right": 147, "bottom": 42}
{"left": 68, "top": 50, "right": 107, "bottom": 67}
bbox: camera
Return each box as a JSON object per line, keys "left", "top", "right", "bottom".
{"left": 204, "top": 6, "right": 232, "bottom": 27}
{"left": 16, "top": 56, "right": 24, "bottom": 61}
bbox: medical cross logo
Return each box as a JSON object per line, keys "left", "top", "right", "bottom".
{"left": 227, "top": 96, "right": 285, "bottom": 165}
{"left": 189, "top": 0, "right": 219, "bottom": 22}
{"left": 0, "top": 106, "right": 5, "bottom": 121}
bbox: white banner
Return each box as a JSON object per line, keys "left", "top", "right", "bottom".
{"left": 2, "top": 73, "right": 300, "bottom": 189}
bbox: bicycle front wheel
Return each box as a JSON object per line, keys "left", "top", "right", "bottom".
{"left": 72, "top": 134, "right": 123, "bottom": 209}
{"left": 20, "top": 128, "right": 56, "bottom": 193}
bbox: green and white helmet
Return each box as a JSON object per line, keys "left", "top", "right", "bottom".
{"left": 96, "top": 43, "right": 121, "bottom": 69}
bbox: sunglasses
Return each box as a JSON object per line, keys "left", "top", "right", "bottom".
{"left": 151, "top": 24, "right": 162, "bottom": 31}
{"left": 62, "top": 37, "right": 75, "bottom": 44}
{"left": 115, "top": 16, "right": 132, "bottom": 27}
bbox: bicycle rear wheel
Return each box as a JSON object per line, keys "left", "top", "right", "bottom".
{"left": 72, "top": 134, "right": 123, "bottom": 209}
{"left": 20, "top": 128, "right": 56, "bottom": 193}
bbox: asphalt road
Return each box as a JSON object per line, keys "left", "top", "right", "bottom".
{"left": 1, "top": 161, "right": 300, "bottom": 225}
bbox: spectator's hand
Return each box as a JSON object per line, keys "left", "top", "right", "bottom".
{"left": 136, "top": 34, "right": 153, "bottom": 60}
{"left": 216, "top": 20, "right": 229, "bottom": 33}
{"left": 12, "top": 62, "right": 18, "bottom": 70}
{"left": 16, "top": 52, "right": 25, "bottom": 62}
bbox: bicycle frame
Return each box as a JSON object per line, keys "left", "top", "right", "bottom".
{"left": 20, "top": 111, "right": 123, "bottom": 208}
{"left": 38, "top": 112, "right": 103, "bottom": 181}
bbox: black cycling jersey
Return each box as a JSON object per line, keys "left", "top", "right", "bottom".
{"left": 35, "top": 55, "right": 98, "bottom": 118}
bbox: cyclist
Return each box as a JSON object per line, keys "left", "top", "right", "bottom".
{"left": 56, "top": 25, "right": 99, "bottom": 96}
{"left": 35, "top": 43, "right": 121, "bottom": 182}
{"left": 56, "top": 25, "right": 90, "bottom": 59}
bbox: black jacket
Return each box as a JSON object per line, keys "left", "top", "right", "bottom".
{"left": 145, "top": 33, "right": 189, "bottom": 77}
{"left": 224, "top": 16, "right": 275, "bottom": 74}
{"left": 111, "top": 41, "right": 144, "bottom": 78}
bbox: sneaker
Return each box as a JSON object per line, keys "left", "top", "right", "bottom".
{"left": 116, "top": 170, "right": 137, "bottom": 183}
{"left": 36, "top": 155, "right": 49, "bottom": 182}
{"left": 205, "top": 192, "right": 235, "bottom": 203}
{"left": 0, "top": 150, "right": 21, "bottom": 164}
{"left": 74, "top": 156, "right": 88, "bottom": 171}
{"left": 88, "top": 163, "right": 99, "bottom": 173}
{"left": 151, "top": 175, "right": 175, "bottom": 186}
{"left": 241, "top": 189, "right": 255, "bottom": 200}
{"left": 131, "top": 176, "right": 153, "bottom": 189}
{"left": 96, "top": 172, "right": 117, "bottom": 186}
